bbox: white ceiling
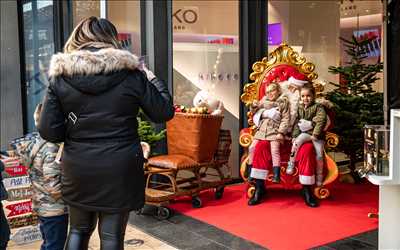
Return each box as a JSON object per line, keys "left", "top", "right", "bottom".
{"left": 340, "top": 0, "right": 383, "bottom": 18}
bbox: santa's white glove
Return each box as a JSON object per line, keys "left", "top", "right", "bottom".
{"left": 142, "top": 65, "right": 156, "bottom": 81}
{"left": 298, "top": 119, "right": 313, "bottom": 132}
{"left": 262, "top": 107, "right": 280, "bottom": 122}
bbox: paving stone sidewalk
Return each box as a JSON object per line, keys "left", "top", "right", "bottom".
{"left": 7, "top": 224, "right": 177, "bottom": 250}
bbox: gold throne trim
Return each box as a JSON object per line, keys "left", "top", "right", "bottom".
{"left": 241, "top": 43, "right": 319, "bottom": 106}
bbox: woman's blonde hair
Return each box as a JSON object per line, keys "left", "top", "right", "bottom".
{"left": 266, "top": 83, "right": 281, "bottom": 94}
{"left": 64, "top": 16, "right": 121, "bottom": 53}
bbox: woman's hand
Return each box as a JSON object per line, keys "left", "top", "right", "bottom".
{"left": 141, "top": 65, "right": 156, "bottom": 81}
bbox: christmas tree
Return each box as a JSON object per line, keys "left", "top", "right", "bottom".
{"left": 327, "top": 36, "right": 384, "bottom": 173}
{"left": 137, "top": 110, "right": 165, "bottom": 151}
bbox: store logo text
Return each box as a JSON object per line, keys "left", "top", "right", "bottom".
{"left": 173, "top": 7, "right": 198, "bottom": 31}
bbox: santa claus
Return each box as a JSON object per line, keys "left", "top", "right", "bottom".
{"left": 247, "top": 75, "right": 320, "bottom": 207}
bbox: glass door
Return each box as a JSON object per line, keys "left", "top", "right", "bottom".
{"left": 108, "top": 0, "right": 141, "bottom": 56}
{"left": 172, "top": 0, "right": 240, "bottom": 177}
{"left": 21, "top": 0, "right": 55, "bottom": 132}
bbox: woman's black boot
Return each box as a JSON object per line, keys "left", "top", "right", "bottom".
{"left": 301, "top": 185, "right": 319, "bottom": 207}
{"left": 248, "top": 179, "right": 266, "bottom": 206}
{"left": 272, "top": 166, "right": 281, "bottom": 183}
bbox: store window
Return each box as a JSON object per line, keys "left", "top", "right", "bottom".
{"left": 72, "top": 0, "right": 100, "bottom": 27}
{"left": 339, "top": 0, "right": 384, "bottom": 92}
{"left": 108, "top": 0, "right": 141, "bottom": 55}
{"left": 71, "top": 1, "right": 141, "bottom": 56}
{"left": 267, "top": 0, "right": 385, "bottom": 164}
{"left": 172, "top": 0, "right": 240, "bottom": 176}
{"left": 267, "top": 0, "right": 384, "bottom": 91}
{"left": 22, "top": 0, "right": 55, "bottom": 132}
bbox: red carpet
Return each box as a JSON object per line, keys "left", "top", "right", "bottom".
{"left": 169, "top": 182, "right": 378, "bottom": 250}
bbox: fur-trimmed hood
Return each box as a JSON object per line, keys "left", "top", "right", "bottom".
{"left": 48, "top": 48, "right": 139, "bottom": 79}
{"left": 48, "top": 48, "right": 140, "bottom": 95}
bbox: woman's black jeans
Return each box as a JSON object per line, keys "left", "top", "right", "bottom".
{"left": 65, "top": 206, "right": 129, "bottom": 250}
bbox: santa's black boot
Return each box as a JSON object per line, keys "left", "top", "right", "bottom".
{"left": 248, "top": 179, "right": 266, "bottom": 206}
{"left": 272, "top": 166, "right": 281, "bottom": 183}
{"left": 301, "top": 185, "right": 319, "bottom": 207}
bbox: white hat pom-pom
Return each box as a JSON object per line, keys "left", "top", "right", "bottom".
{"left": 288, "top": 76, "right": 308, "bottom": 87}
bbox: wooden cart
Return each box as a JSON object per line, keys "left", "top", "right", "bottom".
{"left": 143, "top": 157, "right": 231, "bottom": 219}
{"left": 141, "top": 114, "right": 232, "bottom": 220}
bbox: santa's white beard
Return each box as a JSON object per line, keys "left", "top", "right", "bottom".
{"left": 280, "top": 80, "right": 300, "bottom": 132}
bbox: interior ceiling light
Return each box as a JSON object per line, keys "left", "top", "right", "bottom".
{"left": 340, "top": 0, "right": 353, "bottom": 3}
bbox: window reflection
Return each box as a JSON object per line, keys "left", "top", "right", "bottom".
{"left": 22, "top": 0, "right": 54, "bottom": 132}
{"left": 72, "top": 0, "right": 100, "bottom": 27}
{"left": 267, "top": 0, "right": 385, "bottom": 164}
{"left": 172, "top": 0, "right": 240, "bottom": 177}
{"left": 267, "top": 0, "right": 384, "bottom": 92}
{"left": 108, "top": 0, "right": 141, "bottom": 56}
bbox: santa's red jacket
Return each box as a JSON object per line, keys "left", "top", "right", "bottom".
{"left": 251, "top": 140, "right": 317, "bottom": 185}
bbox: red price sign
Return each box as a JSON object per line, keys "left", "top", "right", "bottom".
{"left": 5, "top": 200, "right": 32, "bottom": 217}
{"left": 5, "top": 165, "right": 28, "bottom": 177}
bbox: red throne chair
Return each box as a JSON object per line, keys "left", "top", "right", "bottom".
{"left": 239, "top": 43, "right": 339, "bottom": 199}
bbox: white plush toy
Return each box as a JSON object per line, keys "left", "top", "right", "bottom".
{"left": 140, "top": 141, "right": 151, "bottom": 160}
{"left": 193, "top": 90, "right": 224, "bottom": 115}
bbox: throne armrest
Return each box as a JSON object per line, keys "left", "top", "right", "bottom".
{"left": 239, "top": 128, "right": 253, "bottom": 148}
{"left": 325, "top": 132, "right": 339, "bottom": 149}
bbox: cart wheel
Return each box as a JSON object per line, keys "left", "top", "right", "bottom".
{"left": 156, "top": 207, "right": 171, "bottom": 220}
{"left": 215, "top": 186, "right": 224, "bottom": 200}
{"left": 192, "top": 196, "right": 202, "bottom": 208}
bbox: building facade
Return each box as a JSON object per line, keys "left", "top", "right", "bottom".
{"left": 1, "top": 0, "right": 399, "bottom": 178}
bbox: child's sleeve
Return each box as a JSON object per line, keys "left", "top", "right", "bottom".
{"left": 42, "top": 145, "right": 62, "bottom": 200}
{"left": 10, "top": 137, "right": 35, "bottom": 167}
{"left": 250, "top": 97, "right": 265, "bottom": 113}
{"left": 312, "top": 105, "right": 327, "bottom": 138}
{"left": 292, "top": 109, "right": 301, "bottom": 138}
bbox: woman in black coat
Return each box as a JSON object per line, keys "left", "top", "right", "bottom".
{"left": 38, "top": 17, "right": 174, "bottom": 250}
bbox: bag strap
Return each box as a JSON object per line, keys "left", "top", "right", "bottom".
{"left": 65, "top": 90, "right": 92, "bottom": 138}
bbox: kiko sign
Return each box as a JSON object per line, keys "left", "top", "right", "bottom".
{"left": 173, "top": 7, "right": 199, "bottom": 31}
